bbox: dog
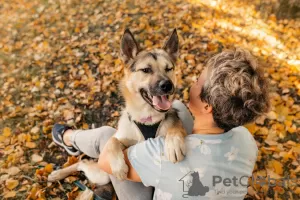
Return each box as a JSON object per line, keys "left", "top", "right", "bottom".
{"left": 48, "top": 29, "right": 187, "bottom": 185}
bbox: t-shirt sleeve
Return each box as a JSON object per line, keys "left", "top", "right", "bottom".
{"left": 172, "top": 100, "right": 194, "bottom": 135}
{"left": 127, "top": 137, "right": 164, "bottom": 187}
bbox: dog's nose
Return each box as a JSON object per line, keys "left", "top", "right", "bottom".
{"left": 159, "top": 80, "right": 173, "bottom": 93}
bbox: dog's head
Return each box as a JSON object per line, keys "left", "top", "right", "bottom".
{"left": 191, "top": 171, "right": 199, "bottom": 179}
{"left": 120, "top": 29, "right": 179, "bottom": 112}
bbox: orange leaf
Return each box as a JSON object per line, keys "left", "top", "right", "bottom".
{"left": 44, "top": 164, "right": 53, "bottom": 173}
{"left": 244, "top": 123, "right": 257, "bottom": 134}
{"left": 82, "top": 123, "right": 89, "bottom": 129}
{"left": 63, "top": 156, "right": 79, "bottom": 168}
{"left": 56, "top": 81, "right": 65, "bottom": 89}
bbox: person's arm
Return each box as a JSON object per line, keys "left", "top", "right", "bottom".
{"left": 98, "top": 137, "right": 164, "bottom": 186}
{"left": 98, "top": 144, "right": 141, "bottom": 182}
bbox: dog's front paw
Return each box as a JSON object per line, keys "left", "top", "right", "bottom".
{"left": 165, "top": 133, "right": 186, "bottom": 163}
{"left": 111, "top": 158, "right": 129, "bottom": 181}
{"left": 48, "top": 170, "right": 68, "bottom": 182}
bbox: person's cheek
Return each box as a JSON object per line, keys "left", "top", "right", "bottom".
{"left": 188, "top": 85, "right": 197, "bottom": 109}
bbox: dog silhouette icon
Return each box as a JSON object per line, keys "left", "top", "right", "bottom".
{"left": 188, "top": 171, "right": 209, "bottom": 196}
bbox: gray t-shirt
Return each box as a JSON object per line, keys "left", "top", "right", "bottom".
{"left": 128, "top": 126, "right": 258, "bottom": 200}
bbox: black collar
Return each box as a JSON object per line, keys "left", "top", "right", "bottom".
{"left": 128, "top": 113, "right": 161, "bottom": 140}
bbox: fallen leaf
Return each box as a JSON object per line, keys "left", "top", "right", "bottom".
{"left": 7, "top": 166, "right": 21, "bottom": 175}
{"left": 25, "top": 142, "right": 37, "bottom": 149}
{"left": 3, "top": 127, "right": 11, "bottom": 137}
{"left": 82, "top": 123, "right": 89, "bottom": 129}
{"left": 3, "top": 191, "right": 16, "bottom": 198}
{"left": 31, "top": 154, "right": 43, "bottom": 163}
{"left": 44, "top": 164, "right": 53, "bottom": 173}
{"left": 267, "top": 111, "right": 277, "bottom": 120}
{"left": 270, "top": 160, "right": 283, "bottom": 175}
{"left": 0, "top": 135, "right": 7, "bottom": 142}
{"left": 6, "top": 179, "right": 19, "bottom": 190}
{"left": 31, "top": 126, "right": 40, "bottom": 134}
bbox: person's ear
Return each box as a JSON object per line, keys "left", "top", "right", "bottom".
{"left": 203, "top": 103, "right": 213, "bottom": 114}
{"left": 120, "top": 29, "right": 140, "bottom": 63}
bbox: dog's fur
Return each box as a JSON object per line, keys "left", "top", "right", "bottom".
{"left": 48, "top": 29, "right": 187, "bottom": 185}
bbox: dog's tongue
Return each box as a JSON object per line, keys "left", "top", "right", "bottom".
{"left": 152, "top": 96, "right": 171, "bottom": 110}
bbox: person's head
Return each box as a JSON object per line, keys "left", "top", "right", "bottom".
{"left": 189, "top": 49, "right": 269, "bottom": 131}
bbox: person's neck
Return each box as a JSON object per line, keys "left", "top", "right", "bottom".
{"left": 193, "top": 115, "right": 224, "bottom": 135}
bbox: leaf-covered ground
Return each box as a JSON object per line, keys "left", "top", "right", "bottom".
{"left": 0, "top": 0, "right": 299, "bottom": 199}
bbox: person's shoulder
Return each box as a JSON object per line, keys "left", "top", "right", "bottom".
{"left": 230, "top": 126, "right": 258, "bottom": 152}
{"left": 144, "top": 136, "right": 165, "bottom": 148}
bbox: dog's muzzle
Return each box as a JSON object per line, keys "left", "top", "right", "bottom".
{"left": 140, "top": 87, "right": 173, "bottom": 112}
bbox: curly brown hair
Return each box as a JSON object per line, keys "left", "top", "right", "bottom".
{"left": 200, "top": 49, "right": 270, "bottom": 131}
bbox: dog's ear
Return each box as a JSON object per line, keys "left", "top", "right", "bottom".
{"left": 120, "top": 29, "right": 139, "bottom": 63}
{"left": 163, "top": 29, "right": 179, "bottom": 62}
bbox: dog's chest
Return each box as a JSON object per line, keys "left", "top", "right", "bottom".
{"left": 133, "top": 121, "right": 161, "bottom": 140}
{"left": 115, "top": 112, "right": 165, "bottom": 147}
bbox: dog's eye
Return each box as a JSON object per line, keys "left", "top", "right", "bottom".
{"left": 165, "top": 68, "right": 173, "bottom": 72}
{"left": 141, "top": 68, "right": 152, "bottom": 73}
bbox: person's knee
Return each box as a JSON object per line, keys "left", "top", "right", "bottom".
{"left": 101, "top": 126, "right": 116, "bottom": 141}
{"left": 95, "top": 126, "right": 116, "bottom": 153}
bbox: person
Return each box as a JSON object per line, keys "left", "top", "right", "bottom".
{"left": 52, "top": 49, "right": 269, "bottom": 200}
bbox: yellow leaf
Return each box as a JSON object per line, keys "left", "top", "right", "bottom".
{"left": 271, "top": 160, "right": 283, "bottom": 175}
{"left": 5, "top": 179, "right": 19, "bottom": 190}
{"left": 244, "top": 123, "right": 257, "bottom": 134}
{"left": 25, "top": 142, "right": 37, "bottom": 149}
{"left": 183, "top": 88, "right": 189, "bottom": 101}
{"left": 56, "top": 81, "right": 64, "bottom": 89}
{"left": 293, "top": 146, "right": 300, "bottom": 154}
{"left": 25, "top": 134, "right": 32, "bottom": 142}
{"left": 284, "top": 120, "right": 292, "bottom": 128}
{"left": 192, "top": 22, "right": 201, "bottom": 30}
{"left": 0, "top": 135, "right": 6, "bottom": 142}
{"left": 82, "top": 123, "right": 89, "bottom": 129}
{"left": 27, "top": 185, "right": 40, "bottom": 199}
{"left": 3, "top": 191, "right": 16, "bottom": 198}
{"left": 267, "top": 111, "right": 277, "bottom": 120}
{"left": 144, "top": 40, "right": 153, "bottom": 46}
{"left": 3, "top": 127, "right": 11, "bottom": 137}
{"left": 114, "top": 59, "right": 121, "bottom": 65}
{"left": 182, "top": 24, "right": 190, "bottom": 32}
{"left": 35, "top": 81, "right": 40, "bottom": 87}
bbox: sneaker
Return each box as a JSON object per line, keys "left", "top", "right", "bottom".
{"left": 52, "top": 124, "right": 80, "bottom": 156}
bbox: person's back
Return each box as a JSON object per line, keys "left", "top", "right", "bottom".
{"left": 129, "top": 126, "right": 258, "bottom": 200}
